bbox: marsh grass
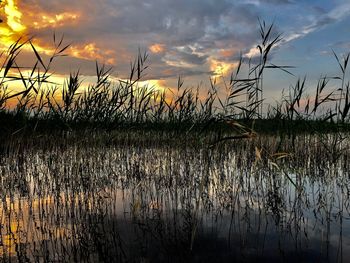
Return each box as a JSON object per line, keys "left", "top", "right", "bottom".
{"left": 0, "top": 22, "right": 349, "bottom": 140}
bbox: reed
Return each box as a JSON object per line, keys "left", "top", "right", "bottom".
{"left": 0, "top": 22, "right": 349, "bottom": 138}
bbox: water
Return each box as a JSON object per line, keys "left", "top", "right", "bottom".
{"left": 0, "top": 135, "right": 349, "bottom": 262}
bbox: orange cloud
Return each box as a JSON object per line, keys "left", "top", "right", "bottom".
{"left": 32, "top": 12, "right": 80, "bottom": 29}
{"left": 149, "top": 43, "right": 165, "bottom": 54}
{"left": 0, "top": 2, "right": 82, "bottom": 61}
{"left": 69, "top": 43, "right": 116, "bottom": 65}
{"left": 219, "top": 49, "right": 235, "bottom": 58}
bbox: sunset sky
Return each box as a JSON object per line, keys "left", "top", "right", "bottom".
{"left": 1, "top": 0, "right": 350, "bottom": 100}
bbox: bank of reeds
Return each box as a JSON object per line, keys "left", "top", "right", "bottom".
{"left": 1, "top": 22, "right": 350, "bottom": 137}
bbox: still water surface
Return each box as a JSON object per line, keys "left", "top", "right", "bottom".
{"left": 0, "top": 136, "right": 349, "bottom": 262}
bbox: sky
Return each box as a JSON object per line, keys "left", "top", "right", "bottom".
{"left": 1, "top": 0, "right": 350, "bottom": 101}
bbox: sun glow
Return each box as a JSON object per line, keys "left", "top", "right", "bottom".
{"left": 210, "top": 59, "right": 237, "bottom": 76}
{"left": 145, "top": 79, "right": 168, "bottom": 92}
{"left": 3, "top": 0, "right": 26, "bottom": 32}
{"left": 0, "top": 1, "right": 115, "bottom": 66}
{"left": 139, "top": 79, "right": 174, "bottom": 104}
{"left": 149, "top": 43, "right": 165, "bottom": 54}
{"left": 0, "top": 0, "right": 27, "bottom": 47}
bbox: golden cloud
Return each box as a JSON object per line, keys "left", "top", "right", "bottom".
{"left": 69, "top": 43, "right": 116, "bottom": 65}
{"left": 0, "top": 1, "right": 114, "bottom": 66}
{"left": 0, "top": 1, "right": 104, "bottom": 66}
{"left": 32, "top": 12, "right": 80, "bottom": 29}
{"left": 149, "top": 43, "right": 166, "bottom": 54}
{"left": 4, "top": 0, "right": 26, "bottom": 32}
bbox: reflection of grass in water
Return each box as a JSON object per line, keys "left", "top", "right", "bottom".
{"left": 0, "top": 134, "right": 349, "bottom": 262}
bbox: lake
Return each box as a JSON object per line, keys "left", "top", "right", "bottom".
{"left": 0, "top": 133, "right": 349, "bottom": 262}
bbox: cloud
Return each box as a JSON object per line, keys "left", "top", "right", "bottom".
{"left": 244, "top": 0, "right": 293, "bottom": 5}
{"left": 0, "top": 0, "right": 345, "bottom": 96}
{"left": 281, "top": 4, "right": 349, "bottom": 45}
{"left": 242, "top": 2, "right": 350, "bottom": 60}
{"left": 260, "top": 0, "right": 293, "bottom": 4}
{"left": 11, "top": 0, "right": 260, "bottom": 80}
{"left": 149, "top": 44, "right": 166, "bottom": 54}
{"left": 31, "top": 12, "right": 80, "bottom": 29}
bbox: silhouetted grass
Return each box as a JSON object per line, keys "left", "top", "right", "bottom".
{"left": 0, "top": 21, "right": 350, "bottom": 140}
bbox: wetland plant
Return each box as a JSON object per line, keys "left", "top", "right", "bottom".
{"left": 0, "top": 22, "right": 349, "bottom": 138}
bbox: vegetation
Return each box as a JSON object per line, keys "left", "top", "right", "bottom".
{"left": 0, "top": 21, "right": 349, "bottom": 140}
